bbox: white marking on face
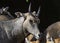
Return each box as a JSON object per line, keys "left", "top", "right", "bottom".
{"left": 50, "top": 37, "right": 54, "bottom": 43}
{"left": 35, "top": 34, "right": 39, "bottom": 40}
{"left": 46, "top": 33, "right": 50, "bottom": 39}
{"left": 46, "top": 33, "right": 54, "bottom": 43}
{"left": 25, "top": 38, "right": 30, "bottom": 43}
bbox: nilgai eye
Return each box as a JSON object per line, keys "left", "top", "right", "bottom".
{"left": 29, "top": 20, "right": 33, "bottom": 23}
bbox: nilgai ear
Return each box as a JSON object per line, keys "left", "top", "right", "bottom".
{"left": 28, "top": 2, "right": 31, "bottom": 13}
{"left": 36, "top": 6, "right": 40, "bottom": 17}
{"left": 15, "top": 12, "right": 23, "bottom": 18}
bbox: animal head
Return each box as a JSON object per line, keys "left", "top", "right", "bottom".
{"left": 0, "top": 7, "right": 14, "bottom": 19}
{"left": 15, "top": 3, "right": 40, "bottom": 40}
{"left": 0, "top": 7, "right": 9, "bottom": 14}
{"left": 23, "top": 3, "right": 40, "bottom": 40}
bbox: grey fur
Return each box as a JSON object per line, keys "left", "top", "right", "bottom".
{"left": 0, "top": 17, "right": 25, "bottom": 43}
{"left": 0, "top": 11, "right": 40, "bottom": 43}
{"left": 46, "top": 21, "right": 60, "bottom": 43}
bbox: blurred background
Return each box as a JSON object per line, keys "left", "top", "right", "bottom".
{"left": 0, "top": 0, "right": 60, "bottom": 32}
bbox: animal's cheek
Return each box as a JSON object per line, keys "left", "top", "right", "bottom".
{"left": 23, "top": 22, "right": 29, "bottom": 28}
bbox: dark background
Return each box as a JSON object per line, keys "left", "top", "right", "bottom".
{"left": 0, "top": 0, "right": 60, "bottom": 32}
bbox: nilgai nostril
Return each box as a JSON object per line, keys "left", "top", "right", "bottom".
{"left": 38, "top": 33, "right": 43, "bottom": 39}
{"left": 38, "top": 34, "right": 41, "bottom": 37}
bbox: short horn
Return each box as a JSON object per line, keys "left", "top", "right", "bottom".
{"left": 28, "top": 2, "right": 31, "bottom": 12}
{"left": 36, "top": 6, "right": 40, "bottom": 16}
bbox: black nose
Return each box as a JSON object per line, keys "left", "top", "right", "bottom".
{"left": 38, "top": 33, "right": 43, "bottom": 38}
{"left": 38, "top": 34, "right": 41, "bottom": 37}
